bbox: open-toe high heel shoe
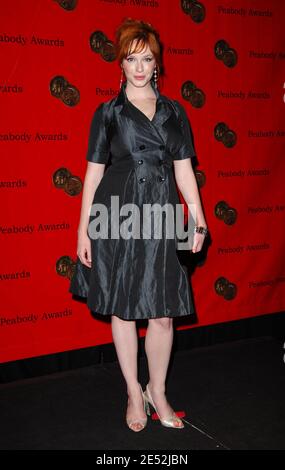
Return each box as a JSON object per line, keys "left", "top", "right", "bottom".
{"left": 126, "top": 383, "right": 148, "bottom": 432}
{"left": 143, "top": 384, "right": 184, "bottom": 429}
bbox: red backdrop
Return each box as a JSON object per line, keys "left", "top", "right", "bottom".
{"left": 1, "top": 0, "right": 284, "bottom": 363}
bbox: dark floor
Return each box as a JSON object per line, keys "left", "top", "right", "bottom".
{"left": 0, "top": 336, "right": 284, "bottom": 450}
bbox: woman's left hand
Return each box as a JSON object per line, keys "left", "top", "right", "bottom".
{"left": 191, "top": 232, "right": 206, "bottom": 253}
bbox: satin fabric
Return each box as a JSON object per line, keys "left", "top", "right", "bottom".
{"left": 69, "top": 80, "right": 196, "bottom": 320}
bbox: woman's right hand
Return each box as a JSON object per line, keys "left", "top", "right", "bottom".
{"left": 77, "top": 231, "right": 92, "bottom": 268}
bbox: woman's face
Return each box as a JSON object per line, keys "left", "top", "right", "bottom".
{"left": 122, "top": 41, "right": 156, "bottom": 88}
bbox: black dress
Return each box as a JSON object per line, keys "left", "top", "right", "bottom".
{"left": 69, "top": 80, "right": 197, "bottom": 320}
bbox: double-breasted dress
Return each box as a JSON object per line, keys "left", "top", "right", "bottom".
{"left": 69, "top": 79, "right": 197, "bottom": 320}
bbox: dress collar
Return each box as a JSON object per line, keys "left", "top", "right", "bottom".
{"left": 114, "top": 79, "right": 173, "bottom": 128}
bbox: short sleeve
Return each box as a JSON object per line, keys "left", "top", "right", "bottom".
{"left": 86, "top": 102, "right": 110, "bottom": 164}
{"left": 172, "top": 100, "right": 196, "bottom": 160}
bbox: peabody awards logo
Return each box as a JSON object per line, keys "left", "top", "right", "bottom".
{"left": 215, "top": 200, "right": 237, "bottom": 225}
{"left": 214, "top": 122, "right": 237, "bottom": 148}
{"left": 181, "top": 0, "right": 206, "bottom": 23}
{"left": 56, "top": 256, "right": 75, "bottom": 280}
{"left": 181, "top": 81, "right": 205, "bottom": 108}
{"left": 53, "top": 168, "right": 82, "bottom": 196}
{"left": 50, "top": 75, "right": 80, "bottom": 106}
{"left": 214, "top": 40, "right": 238, "bottom": 68}
{"left": 90, "top": 31, "right": 116, "bottom": 62}
{"left": 215, "top": 276, "right": 237, "bottom": 300}
{"left": 53, "top": 0, "right": 77, "bottom": 10}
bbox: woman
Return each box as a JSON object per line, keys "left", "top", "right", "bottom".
{"left": 69, "top": 18, "right": 208, "bottom": 432}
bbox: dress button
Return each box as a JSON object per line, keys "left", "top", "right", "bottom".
{"left": 138, "top": 160, "right": 143, "bottom": 165}
{"left": 159, "top": 144, "right": 165, "bottom": 150}
{"left": 158, "top": 176, "right": 166, "bottom": 182}
{"left": 139, "top": 177, "right": 146, "bottom": 183}
{"left": 139, "top": 145, "right": 146, "bottom": 150}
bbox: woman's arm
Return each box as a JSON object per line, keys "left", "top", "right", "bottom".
{"left": 77, "top": 162, "right": 105, "bottom": 235}
{"left": 173, "top": 158, "right": 207, "bottom": 252}
{"left": 77, "top": 162, "right": 105, "bottom": 266}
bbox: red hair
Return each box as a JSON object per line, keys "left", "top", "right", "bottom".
{"left": 114, "top": 17, "right": 163, "bottom": 78}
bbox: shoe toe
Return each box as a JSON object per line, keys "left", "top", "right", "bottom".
{"left": 173, "top": 416, "right": 184, "bottom": 428}
{"left": 131, "top": 423, "right": 143, "bottom": 432}
{"left": 127, "top": 420, "right": 146, "bottom": 432}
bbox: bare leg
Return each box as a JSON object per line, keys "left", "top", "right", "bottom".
{"left": 111, "top": 315, "right": 146, "bottom": 431}
{"left": 144, "top": 317, "right": 183, "bottom": 427}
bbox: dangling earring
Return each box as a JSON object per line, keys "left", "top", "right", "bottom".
{"left": 153, "top": 66, "right": 159, "bottom": 89}
{"left": 120, "top": 67, "right": 124, "bottom": 89}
